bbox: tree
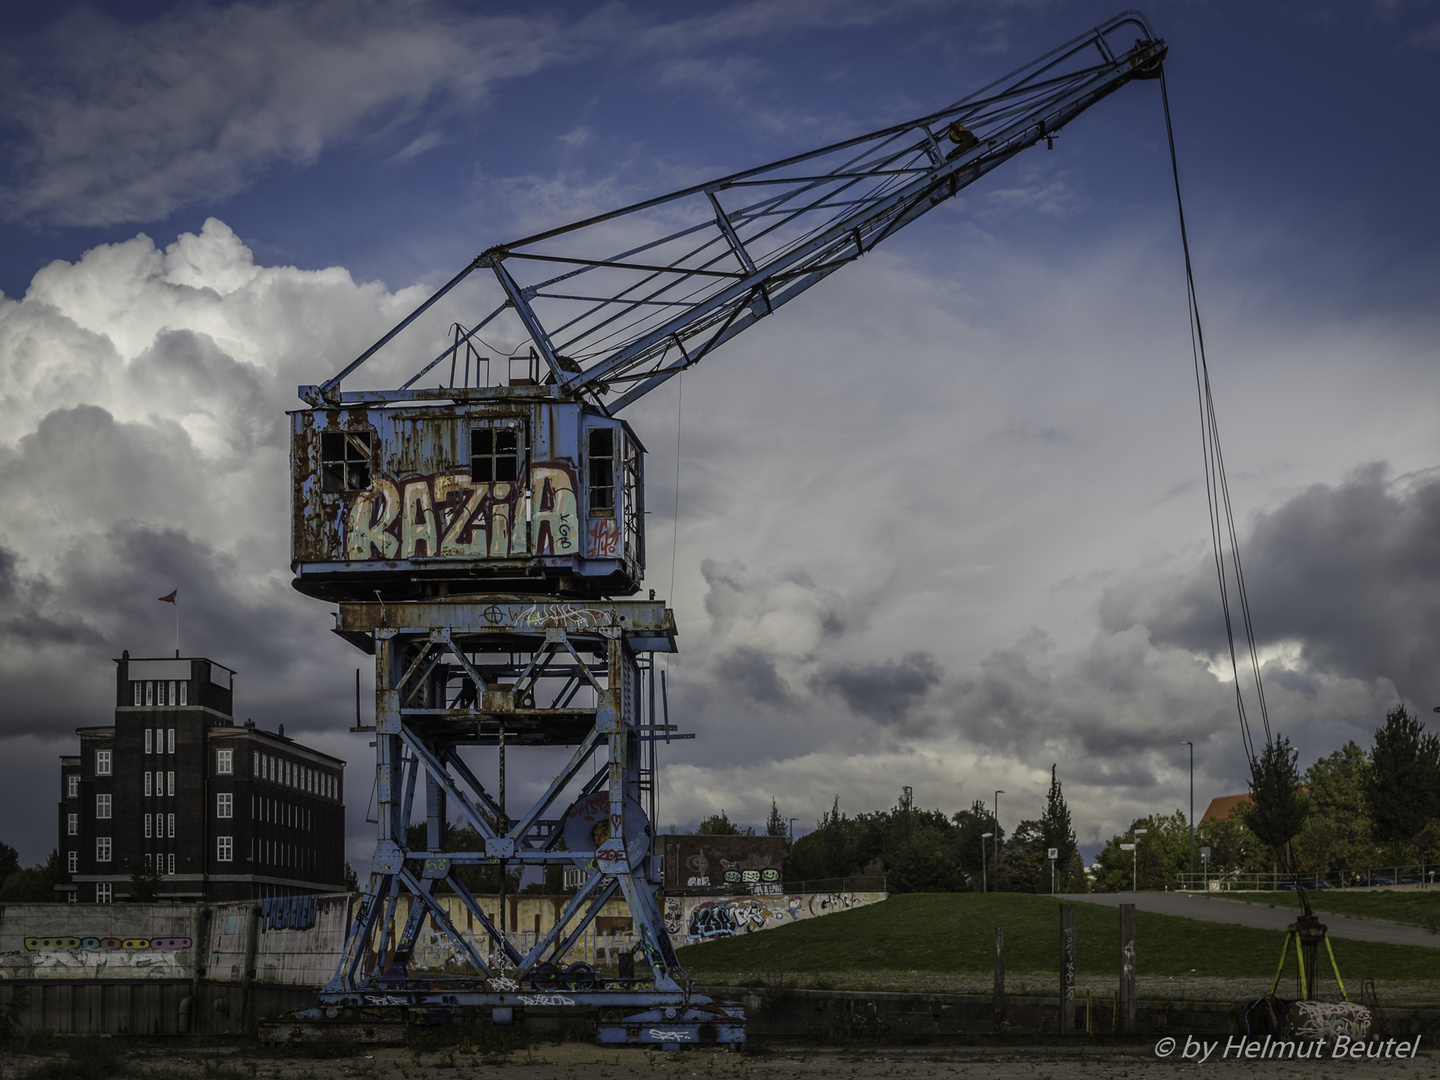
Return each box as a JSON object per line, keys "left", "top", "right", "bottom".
{"left": 1091, "top": 811, "right": 1189, "bottom": 892}
{"left": 0, "top": 850, "right": 60, "bottom": 903}
{"left": 1241, "top": 734, "right": 1309, "bottom": 872}
{"left": 343, "top": 862, "right": 360, "bottom": 891}
{"left": 129, "top": 856, "right": 161, "bottom": 901}
{"left": 998, "top": 819, "right": 1049, "bottom": 893}
{"left": 0, "top": 843, "right": 19, "bottom": 885}
{"left": 1040, "top": 765, "right": 1077, "bottom": 878}
{"left": 951, "top": 800, "right": 1001, "bottom": 892}
{"left": 764, "top": 798, "right": 788, "bottom": 844}
{"left": 1297, "top": 741, "right": 1375, "bottom": 875}
{"left": 696, "top": 810, "right": 754, "bottom": 836}
{"left": 1366, "top": 705, "right": 1440, "bottom": 857}
{"left": 1196, "top": 805, "right": 1260, "bottom": 878}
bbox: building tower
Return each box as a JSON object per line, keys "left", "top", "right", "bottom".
{"left": 57, "top": 651, "right": 348, "bottom": 902}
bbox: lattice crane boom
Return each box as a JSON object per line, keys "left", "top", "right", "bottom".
{"left": 301, "top": 11, "right": 1164, "bottom": 413}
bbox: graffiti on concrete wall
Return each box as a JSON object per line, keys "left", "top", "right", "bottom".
{"left": 345, "top": 464, "right": 579, "bottom": 562}
{"left": 6, "top": 934, "right": 195, "bottom": 978}
{"left": 669, "top": 890, "right": 887, "bottom": 947}
{"left": 24, "top": 936, "right": 192, "bottom": 951}
{"left": 260, "top": 894, "right": 317, "bottom": 931}
{"left": 684, "top": 898, "right": 791, "bottom": 942}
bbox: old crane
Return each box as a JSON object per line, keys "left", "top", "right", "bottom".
{"left": 284, "top": 11, "right": 1166, "bottom": 1046}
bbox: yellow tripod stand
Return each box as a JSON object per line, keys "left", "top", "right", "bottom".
{"left": 1271, "top": 892, "right": 1347, "bottom": 1001}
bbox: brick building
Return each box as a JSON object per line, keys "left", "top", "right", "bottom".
{"left": 57, "top": 652, "right": 347, "bottom": 902}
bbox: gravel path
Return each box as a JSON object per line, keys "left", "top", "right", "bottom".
{"left": 1059, "top": 894, "right": 1440, "bottom": 949}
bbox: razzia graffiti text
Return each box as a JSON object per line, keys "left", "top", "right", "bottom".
{"left": 345, "top": 465, "right": 581, "bottom": 562}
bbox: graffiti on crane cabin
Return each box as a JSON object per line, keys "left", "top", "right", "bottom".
{"left": 344, "top": 464, "right": 580, "bottom": 562}
{"left": 587, "top": 517, "right": 620, "bottom": 558}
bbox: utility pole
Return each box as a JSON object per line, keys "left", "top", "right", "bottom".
{"left": 1133, "top": 828, "right": 1147, "bottom": 891}
{"left": 994, "top": 790, "right": 1004, "bottom": 892}
{"left": 1181, "top": 740, "right": 1194, "bottom": 888}
{"left": 981, "top": 833, "right": 993, "bottom": 893}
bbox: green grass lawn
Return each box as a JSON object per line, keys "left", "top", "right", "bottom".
{"left": 676, "top": 893, "right": 1440, "bottom": 983}
{"left": 1207, "top": 890, "right": 1440, "bottom": 931}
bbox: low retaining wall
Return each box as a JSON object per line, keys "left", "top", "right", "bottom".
{"left": 664, "top": 891, "right": 888, "bottom": 948}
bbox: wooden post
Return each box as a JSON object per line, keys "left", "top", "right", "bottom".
{"left": 1119, "top": 903, "right": 1136, "bottom": 1030}
{"left": 1059, "top": 903, "right": 1076, "bottom": 1034}
{"left": 993, "top": 926, "right": 1006, "bottom": 1025}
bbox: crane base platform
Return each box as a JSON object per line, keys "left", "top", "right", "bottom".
{"left": 257, "top": 995, "right": 745, "bottom": 1049}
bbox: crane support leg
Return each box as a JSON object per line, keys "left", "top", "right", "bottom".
{"left": 309, "top": 597, "right": 742, "bottom": 1047}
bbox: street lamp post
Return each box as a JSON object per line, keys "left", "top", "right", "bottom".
{"left": 1133, "top": 828, "right": 1148, "bottom": 891}
{"left": 788, "top": 817, "right": 797, "bottom": 844}
{"left": 981, "top": 833, "right": 993, "bottom": 894}
{"left": 993, "top": 790, "right": 1004, "bottom": 891}
{"left": 1182, "top": 740, "right": 1194, "bottom": 888}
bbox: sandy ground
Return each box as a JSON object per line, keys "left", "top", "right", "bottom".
{"left": 4, "top": 1040, "right": 1436, "bottom": 1080}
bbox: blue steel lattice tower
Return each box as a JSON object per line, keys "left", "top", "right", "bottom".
{"left": 288, "top": 11, "right": 1165, "bottom": 1046}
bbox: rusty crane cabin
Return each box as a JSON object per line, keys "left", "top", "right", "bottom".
{"left": 290, "top": 399, "right": 644, "bottom": 602}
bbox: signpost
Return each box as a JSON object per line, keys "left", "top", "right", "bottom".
{"left": 1048, "top": 847, "right": 1059, "bottom": 895}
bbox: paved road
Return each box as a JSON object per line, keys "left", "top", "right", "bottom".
{"left": 1058, "top": 892, "right": 1440, "bottom": 948}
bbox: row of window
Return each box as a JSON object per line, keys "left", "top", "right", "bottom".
{"left": 145, "top": 771, "right": 175, "bottom": 796}
{"left": 133, "top": 680, "right": 188, "bottom": 707}
{"left": 91, "top": 836, "right": 231, "bottom": 865}
{"left": 250, "top": 751, "right": 337, "bottom": 800}
{"left": 144, "top": 813, "right": 175, "bottom": 838}
{"left": 256, "top": 795, "right": 311, "bottom": 830}
{"left": 80, "top": 749, "right": 338, "bottom": 794}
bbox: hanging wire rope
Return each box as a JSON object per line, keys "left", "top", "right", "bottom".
{"left": 1161, "top": 70, "right": 1272, "bottom": 771}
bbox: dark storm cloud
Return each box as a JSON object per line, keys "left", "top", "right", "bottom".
{"left": 1101, "top": 465, "right": 1440, "bottom": 708}
{"left": 810, "top": 650, "right": 942, "bottom": 725}
{"left": 713, "top": 645, "right": 796, "bottom": 708}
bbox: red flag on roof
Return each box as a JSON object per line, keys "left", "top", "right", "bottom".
{"left": 158, "top": 590, "right": 178, "bottom": 604}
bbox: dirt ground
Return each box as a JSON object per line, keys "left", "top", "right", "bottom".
{"left": 0, "top": 1042, "right": 1434, "bottom": 1080}
{"left": 4, "top": 1040, "right": 1436, "bottom": 1080}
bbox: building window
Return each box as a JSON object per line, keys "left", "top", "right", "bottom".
{"left": 133, "top": 682, "right": 142, "bottom": 706}
{"left": 217, "top": 793, "right": 233, "bottom": 819}
{"left": 168, "top": 728, "right": 175, "bottom": 753}
{"left": 96, "top": 883, "right": 112, "bottom": 904}
{"left": 67, "top": 774, "right": 78, "bottom": 798}
{"left": 167, "top": 681, "right": 177, "bottom": 706}
{"left": 145, "top": 813, "right": 152, "bottom": 839}
{"left": 145, "top": 772, "right": 152, "bottom": 797}
{"left": 145, "top": 681, "right": 154, "bottom": 706}
{"left": 217, "top": 749, "right": 233, "bottom": 775}
{"left": 179, "top": 682, "right": 188, "bottom": 706}
{"left": 253, "top": 751, "right": 259, "bottom": 776}
{"left": 96, "top": 794, "right": 111, "bottom": 820}
{"left": 320, "top": 430, "right": 372, "bottom": 493}
{"left": 167, "top": 813, "right": 174, "bottom": 839}
{"left": 67, "top": 812, "right": 78, "bottom": 836}
{"left": 470, "top": 427, "right": 519, "bottom": 484}
{"left": 217, "top": 836, "right": 233, "bottom": 862}
{"left": 67, "top": 850, "right": 77, "bottom": 873}
{"left": 95, "top": 751, "right": 111, "bottom": 776}
{"left": 167, "top": 853, "right": 174, "bottom": 875}
{"left": 96, "top": 837, "right": 111, "bottom": 863}
{"left": 588, "top": 427, "right": 615, "bottom": 513}
{"left": 145, "top": 729, "right": 153, "bottom": 754}
{"left": 167, "top": 771, "right": 175, "bottom": 796}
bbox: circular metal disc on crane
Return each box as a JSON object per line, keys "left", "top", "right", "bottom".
{"left": 563, "top": 790, "right": 651, "bottom": 874}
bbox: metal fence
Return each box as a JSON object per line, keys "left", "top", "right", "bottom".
{"left": 1176, "top": 865, "right": 1438, "bottom": 891}
{"left": 781, "top": 875, "right": 888, "bottom": 895}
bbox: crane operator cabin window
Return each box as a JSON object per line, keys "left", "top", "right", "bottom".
{"left": 320, "top": 431, "right": 372, "bottom": 492}
{"left": 471, "top": 428, "right": 520, "bottom": 484}
{"left": 588, "top": 428, "right": 614, "bottom": 515}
